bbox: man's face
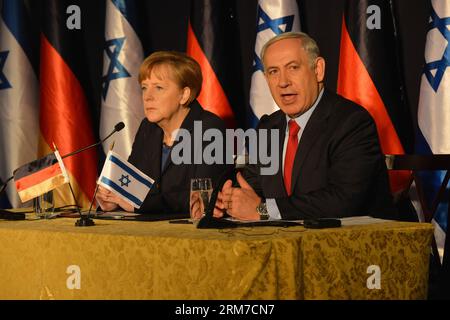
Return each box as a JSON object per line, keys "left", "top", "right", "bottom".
{"left": 264, "top": 38, "right": 325, "bottom": 118}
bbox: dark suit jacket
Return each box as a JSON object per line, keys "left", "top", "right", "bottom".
{"left": 243, "top": 89, "right": 396, "bottom": 220}
{"left": 128, "top": 100, "right": 231, "bottom": 216}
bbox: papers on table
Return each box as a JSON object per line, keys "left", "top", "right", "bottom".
{"left": 225, "top": 215, "right": 393, "bottom": 227}
{"left": 339, "top": 216, "right": 393, "bottom": 226}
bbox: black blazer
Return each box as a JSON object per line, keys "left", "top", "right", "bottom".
{"left": 243, "top": 89, "right": 396, "bottom": 220}
{"left": 128, "top": 100, "right": 231, "bottom": 216}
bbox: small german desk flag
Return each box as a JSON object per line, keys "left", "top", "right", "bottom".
{"left": 13, "top": 150, "right": 69, "bottom": 203}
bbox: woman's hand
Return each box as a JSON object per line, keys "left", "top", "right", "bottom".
{"left": 96, "top": 186, "right": 134, "bottom": 212}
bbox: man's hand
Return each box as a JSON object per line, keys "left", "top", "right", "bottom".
{"left": 213, "top": 180, "right": 233, "bottom": 218}
{"left": 222, "top": 172, "right": 261, "bottom": 221}
{"left": 191, "top": 180, "right": 233, "bottom": 220}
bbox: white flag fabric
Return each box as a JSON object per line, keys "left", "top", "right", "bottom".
{"left": 416, "top": 0, "right": 450, "bottom": 260}
{"left": 101, "top": 0, "right": 145, "bottom": 157}
{"left": 248, "top": 0, "right": 300, "bottom": 127}
{"left": 98, "top": 151, "right": 154, "bottom": 209}
{"left": 0, "top": 0, "right": 39, "bottom": 208}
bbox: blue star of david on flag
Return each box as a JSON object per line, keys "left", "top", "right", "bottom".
{"left": 102, "top": 37, "right": 131, "bottom": 100}
{"left": 119, "top": 174, "right": 131, "bottom": 187}
{"left": 98, "top": 151, "right": 154, "bottom": 208}
{"left": 248, "top": 0, "right": 300, "bottom": 128}
{"left": 253, "top": 7, "right": 295, "bottom": 73}
{"left": 0, "top": 51, "right": 12, "bottom": 90}
{"left": 424, "top": 7, "right": 450, "bottom": 92}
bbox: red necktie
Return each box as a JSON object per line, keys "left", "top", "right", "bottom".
{"left": 284, "top": 120, "right": 300, "bottom": 196}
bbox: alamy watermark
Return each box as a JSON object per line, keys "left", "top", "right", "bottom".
{"left": 170, "top": 121, "right": 280, "bottom": 176}
{"left": 66, "top": 264, "right": 81, "bottom": 290}
{"left": 366, "top": 265, "right": 381, "bottom": 289}
{"left": 366, "top": 5, "right": 381, "bottom": 30}
{"left": 66, "top": 5, "right": 81, "bottom": 30}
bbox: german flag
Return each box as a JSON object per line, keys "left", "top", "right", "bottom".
{"left": 39, "top": 0, "right": 98, "bottom": 208}
{"left": 13, "top": 151, "right": 69, "bottom": 203}
{"left": 337, "top": 0, "right": 412, "bottom": 194}
{"left": 187, "top": 0, "right": 243, "bottom": 128}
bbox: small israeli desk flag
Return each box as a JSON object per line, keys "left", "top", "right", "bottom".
{"left": 98, "top": 151, "right": 154, "bottom": 209}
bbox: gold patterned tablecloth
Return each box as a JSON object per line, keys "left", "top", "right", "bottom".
{"left": 0, "top": 218, "right": 433, "bottom": 299}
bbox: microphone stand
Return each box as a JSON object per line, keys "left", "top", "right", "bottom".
{"left": 72, "top": 131, "right": 121, "bottom": 227}
{"left": 197, "top": 166, "right": 238, "bottom": 229}
{"left": 73, "top": 183, "right": 95, "bottom": 226}
{"left": 81, "top": 141, "right": 116, "bottom": 226}
{"left": 52, "top": 142, "right": 94, "bottom": 227}
{"left": 57, "top": 133, "right": 107, "bottom": 225}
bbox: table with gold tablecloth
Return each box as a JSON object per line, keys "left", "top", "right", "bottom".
{"left": 0, "top": 217, "right": 433, "bottom": 299}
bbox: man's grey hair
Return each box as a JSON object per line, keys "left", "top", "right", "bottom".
{"left": 260, "top": 31, "right": 321, "bottom": 70}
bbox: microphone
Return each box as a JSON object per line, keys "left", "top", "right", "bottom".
{"left": 62, "top": 121, "right": 125, "bottom": 159}
{"left": 114, "top": 121, "right": 125, "bottom": 132}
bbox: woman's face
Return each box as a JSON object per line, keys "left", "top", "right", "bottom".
{"left": 141, "top": 64, "right": 189, "bottom": 125}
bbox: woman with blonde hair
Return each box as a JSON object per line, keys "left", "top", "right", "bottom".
{"left": 96, "top": 51, "right": 230, "bottom": 216}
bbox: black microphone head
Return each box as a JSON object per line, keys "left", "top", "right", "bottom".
{"left": 115, "top": 122, "right": 125, "bottom": 132}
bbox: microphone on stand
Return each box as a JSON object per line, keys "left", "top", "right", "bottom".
{"left": 196, "top": 155, "right": 302, "bottom": 229}
{"left": 197, "top": 114, "right": 269, "bottom": 229}
{"left": 73, "top": 122, "right": 125, "bottom": 227}
{"left": 196, "top": 155, "right": 249, "bottom": 229}
{"left": 0, "top": 122, "right": 126, "bottom": 223}
{"left": 196, "top": 167, "right": 238, "bottom": 229}
{"left": 0, "top": 121, "right": 126, "bottom": 197}
{"left": 84, "top": 140, "right": 116, "bottom": 224}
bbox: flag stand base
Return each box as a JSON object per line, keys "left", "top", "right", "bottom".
{"left": 65, "top": 179, "right": 95, "bottom": 227}
{"left": 75, "top": 216, "right": 95, "bottom": 227}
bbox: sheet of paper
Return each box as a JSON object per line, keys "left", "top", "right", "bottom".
{"left": 95, "top": 211, "right": 141, "bottom": 218}
{"left": 339, "top": 216, "right": 393, "bottom": 226}
{"left": 225, "top": 215, "right": 393, "bottom": 226}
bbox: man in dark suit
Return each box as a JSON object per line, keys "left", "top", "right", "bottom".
{"left": 218, "top": 32, "right": 395, "bottom": 221}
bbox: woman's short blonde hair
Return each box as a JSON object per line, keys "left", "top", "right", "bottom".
{"left": 139, "top": 51, "right": 202, "bottom": 107}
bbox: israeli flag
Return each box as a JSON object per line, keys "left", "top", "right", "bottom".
{"left": 101, "top": 0, "right": 145, "bottom": 158}
{"left": 0, "top": 0, "right": 39, "bottom": 208}
{"left": 98, "top": 151, "right": 154, "bottom": 209}
{"left": 415, "top": 0, "right": 450, "bottom": 261}
{"left": 248, "top": 0, "right": 300, "bottom": 127}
